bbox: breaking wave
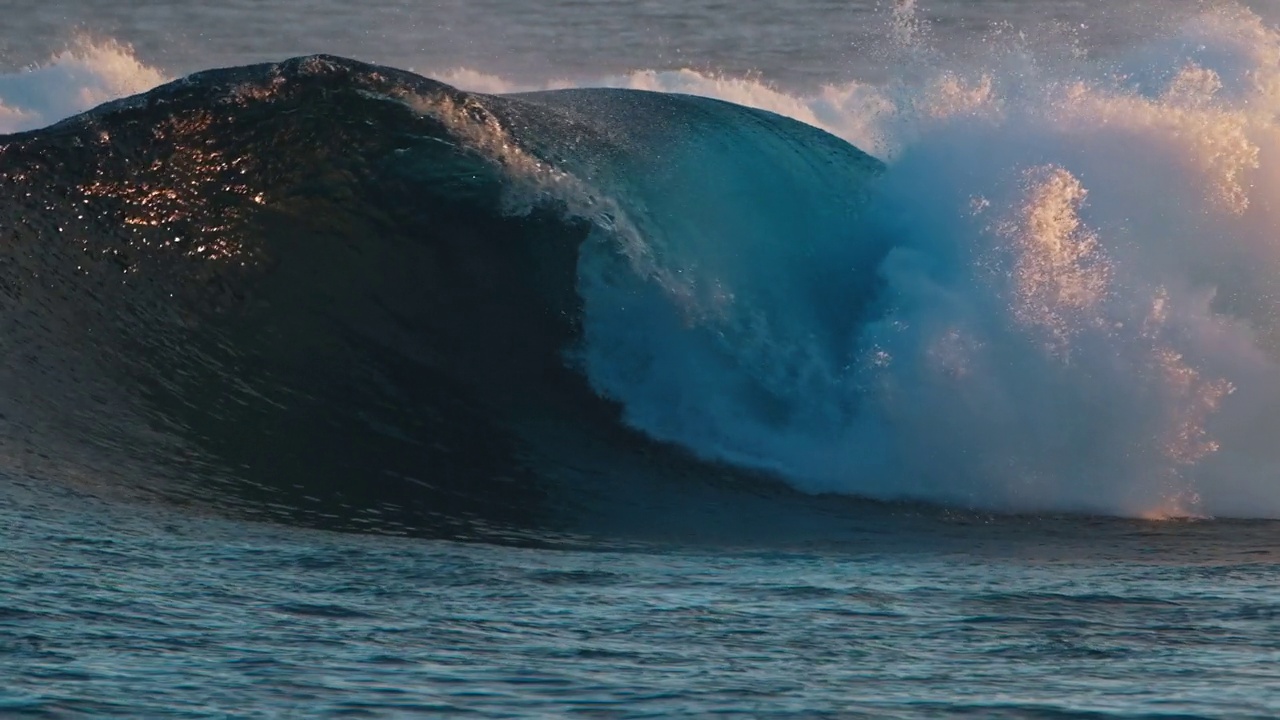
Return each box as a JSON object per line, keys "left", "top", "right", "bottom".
{"left": 6, "top": 5, "right": 1280, "bottom": 525}
{"left": 0, "top": 38, "right": 167, "bottom": 134}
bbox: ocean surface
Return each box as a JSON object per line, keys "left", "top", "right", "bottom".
{"left": 4, "top": 1, "right": 1280, "bottom": 717}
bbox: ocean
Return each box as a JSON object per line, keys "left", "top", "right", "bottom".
{"left": 3, "top": 1, "right": 1280, "bottom": 717}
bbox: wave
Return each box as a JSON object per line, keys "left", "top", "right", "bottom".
{"left": 0, "top": 54, "right": 881, "bottom": 536}
{"left": 7, "top": 4, "right": 1280, "bottom": 524}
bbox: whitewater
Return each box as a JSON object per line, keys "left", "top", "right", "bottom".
{"left": 4, "top": 1, "right": 1280, "bottom": 717}
{"left": 457, "top": 6, "right": 1280, "bottom": 520}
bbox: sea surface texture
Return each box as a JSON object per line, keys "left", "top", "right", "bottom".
{"left": 3, "top": 1, "right": 1280, "bottom": 717}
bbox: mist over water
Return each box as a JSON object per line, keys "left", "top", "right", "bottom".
{"left": 6, "top": 0, "right": 1247, "bottom": 85}
{"left": 6, "top": 2, "right": 1280, "bottom": 518}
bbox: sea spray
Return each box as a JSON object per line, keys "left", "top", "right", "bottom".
{"left": 0, "top": 38, "right": 166, "bottom": 133}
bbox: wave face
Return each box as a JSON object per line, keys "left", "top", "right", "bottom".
{"left": 9, "top": 5, "right": 1280, "bottom": 525}
{"left": 0, "top": 54, "right": 881, "bottom": 534}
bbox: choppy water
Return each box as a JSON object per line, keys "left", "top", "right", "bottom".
{"left": 5, "top": 0, "right": 1280, "bottom": 717}
{"left": 6, "top": 478, "right": 1280, "bottom": 718}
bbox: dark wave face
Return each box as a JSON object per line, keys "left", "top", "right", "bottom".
{"left": 0, "top": 55, "right": 884, "bottom": 539}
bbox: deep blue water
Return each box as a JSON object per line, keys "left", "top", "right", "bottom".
{"left": 5, "top": 477, "right": 1280, "bottom": 718}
